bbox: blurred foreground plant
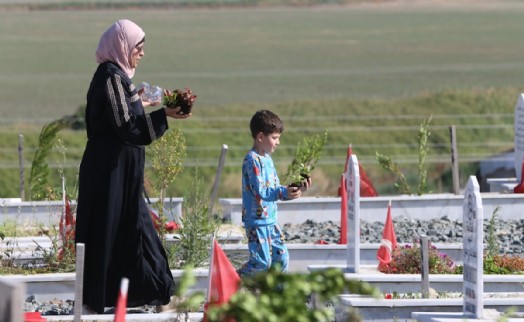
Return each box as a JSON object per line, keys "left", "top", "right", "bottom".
{"left": 205, "top": 266, "right": 379, "bottom": 322}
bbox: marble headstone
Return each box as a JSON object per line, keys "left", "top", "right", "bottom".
{"left": 462, "top": 176, "right": 484, "bottom": 319}
{"left": 346, "top": 154, "right": 360, "bottom": 273}
{"left": 514, "top": 94, "right": 524, "bottom": 182}
{"left": 0, "top": 278, "right": 25, "bottom": 322}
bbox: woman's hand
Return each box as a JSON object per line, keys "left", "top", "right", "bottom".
{"left": 142, "top": 99, "right": 161, "bottom": 108}
{"left": 164, "top": 107, "right": 191, "bottom": 119}
{"left": 138, "top": 87, "right": 162, "bottom": 107}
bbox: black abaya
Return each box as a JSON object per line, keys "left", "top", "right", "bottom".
{"left": 75, "top": 62, "right": 174, "bottom": 313}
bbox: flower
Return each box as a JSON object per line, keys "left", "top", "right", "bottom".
{"left": 378, "top": 240, "right": 457, "bottom": 274}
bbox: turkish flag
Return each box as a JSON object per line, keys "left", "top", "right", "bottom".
{"left": 338, "top": 144, "right": 378, "bottom": 198}
{"left": 113, "top": 278, "right": 129, "bottom": 322}
{"left": 376, "top": 202, "right": 397, "bottom": 269}
{"left": 58, "top": 193, "right": 76, "bottom": 259}
{"left": 359, "top": 165, "right": 378, "bottom": 197}
{"left": 514, "top": 161, "right": 524, "bottom": 193}
{"left": 148, "top": 207, "right": 180, "bottom": 232}
{"left": 204, "top": 239, "right": 240, "bottom": 321}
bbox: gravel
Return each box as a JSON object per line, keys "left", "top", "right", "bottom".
{"left": 283, "top": 216, "right": 524, "bottom": 255}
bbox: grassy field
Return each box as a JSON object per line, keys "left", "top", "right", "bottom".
{"left": 2, "top": 2, "right": 524, "bottom": 120}
{"left": 0, "top": 1, "right": 522, "bottom": 200}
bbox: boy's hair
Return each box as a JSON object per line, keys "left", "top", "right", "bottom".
{"left": 249, "top": 110, "right": 284, "bottom": 138}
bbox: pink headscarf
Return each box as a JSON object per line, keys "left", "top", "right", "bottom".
{"left": 96, "top": 19, "right": 145, "bottom": 78}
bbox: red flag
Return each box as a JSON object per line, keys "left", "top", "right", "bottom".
{"left": 338, "top": 144, "right": 378, "bottom": 197}
{"left": 148, "top": 207, "right": 180, "bottom": 232}
{"left": 204, "top": 239, "right": 240, "bottom": 321}
{"left": 58, "top": 194, "right": 76, "bottom": 259}
{"left": 376, "top": 201, "right": 397, "bottom": 269}
{"left": 359, "top": 166, "right": 378, "bottom": 197}
{"left": 114, "top": 278, "right": 129, "bottom": 322}
{"left": 24, "top": 312, "right": 46, "bottom": 322}
{"left": 338, "top": 173, "right": 348, "bottom": 244}
{"left": 514, "top": 161, "right": 524, "bottom": 193}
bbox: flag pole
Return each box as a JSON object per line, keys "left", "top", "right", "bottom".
{"left": 206, "top": 237, "right": 216, "bottom": 302}
{"left": 208, "top": 144, "right": 228, "bottom": 219}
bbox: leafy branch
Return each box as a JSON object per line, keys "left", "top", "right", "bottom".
{"left": 29, "top": 118, "right": 70, "bottom": 200}
{"left": 375, "top": 152, "right": 411, "bottom": 195}
{"left": 284, "top": 131, "right": 328, "bottom": 186}
{"left": 376, "top": 116, "right": 432, "bottom": 196}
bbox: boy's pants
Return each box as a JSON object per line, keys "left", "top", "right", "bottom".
{"left": 238, "top": 224, "right": 289, "bottom": 276}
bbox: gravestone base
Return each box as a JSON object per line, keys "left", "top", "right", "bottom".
{"left": 412, "top": 309, "right": 503, "bottom": 322}
{"left": 487, "top": 177, "right": 518, "bottom": 193}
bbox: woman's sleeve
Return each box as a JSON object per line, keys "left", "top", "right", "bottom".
{"left": 104, "top": 73, "right": 168, "bottom": 145}
{"left": 244, "top": 155, "right": 288, "bottom": 202}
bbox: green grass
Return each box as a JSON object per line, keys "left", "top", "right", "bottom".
{"left": 0, "top": 1, "right": 522, "bottom": 200}
{"left": 0, "top": 88, "right": 516, "bottom": 200}
{"left": 2, "top": 3, "right": 524, "bottom": 121}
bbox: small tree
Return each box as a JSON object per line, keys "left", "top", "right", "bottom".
{"left": 30, "top": 118, "right": 70, "bottom": 200}
{"left": 168, "top": 167, "right": 219, "bottom": 269}
{"left": 147, "top": 126, "right": 186, "bottom": 210}
{"left": 284, "top": 131, "right": 328, "bottom": 187}
{"left": 146, "top": 126, "right": 186, "bottom": 241}
{"left": 376, "top": 116, "right": 432, "bottom": 195}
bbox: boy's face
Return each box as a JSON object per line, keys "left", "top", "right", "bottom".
{"left": 256, "top": 132, "right": 281, "bottom": 155}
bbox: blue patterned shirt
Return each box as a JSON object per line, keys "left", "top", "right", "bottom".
{"left": 241, "top": 149, "right": 288, "bottom": 228}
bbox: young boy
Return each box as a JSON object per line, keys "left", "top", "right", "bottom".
{"left": 238, "top": 109, "right": 311, "bottom": 276}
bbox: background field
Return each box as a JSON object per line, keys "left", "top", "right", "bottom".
{"left": 0, "top": 0, "right": 523, "bottom": 200}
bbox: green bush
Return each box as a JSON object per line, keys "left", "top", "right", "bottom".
{"left": 205, "top": 266, "right": 380, "bottom": 322}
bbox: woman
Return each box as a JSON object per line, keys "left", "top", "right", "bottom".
{"left": 75, "top": 19, "right": 189, "bottom": 314}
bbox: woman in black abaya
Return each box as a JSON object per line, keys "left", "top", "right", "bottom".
{"left": 75, "top": 19, "right": 190, "bottom": 314}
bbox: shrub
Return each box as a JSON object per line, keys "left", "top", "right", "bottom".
{"left": 167, "top": 167, "right": 220, "bottom": 269}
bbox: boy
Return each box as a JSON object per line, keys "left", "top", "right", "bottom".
{"left": 238, "top": 110, "right": 311, "bottom": 276}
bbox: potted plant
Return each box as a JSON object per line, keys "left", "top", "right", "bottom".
{"left": 163, "top": 88, "right": 197, "bottom": 115}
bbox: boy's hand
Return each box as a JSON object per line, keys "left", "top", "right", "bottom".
{"left": 300, "top": 177, "right": 312, "bottom": 192}
{"left": 286, "top": 186, "right": 302, "bottom": 200}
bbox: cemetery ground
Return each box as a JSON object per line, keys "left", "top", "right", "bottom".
{"left": 3, "top": 186, "right": 524, "bottom": 321}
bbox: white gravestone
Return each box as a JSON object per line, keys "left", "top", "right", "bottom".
{"left": 514, "top": 94, "right": 524, "bottom": 182}
{"left": 0, "top": 277, "right": 25, "bottom": 322}
{"left": 346, "top": 154, "right": 360, "bottom": 273}
{"left": 462, "top": 176, "right": 483, "bottom": 319}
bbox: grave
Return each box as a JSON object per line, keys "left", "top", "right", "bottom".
{"left": 0, "top": 277, "right": 25, "bottom": 322}
{"left": 328, "top": 176, "right": 524, "bottom": 321}
{"left": 346, "top": 154, "right": 360, "bottom": 273}
{"left": 514, "top": 93, "right": 524, "bottom": 183}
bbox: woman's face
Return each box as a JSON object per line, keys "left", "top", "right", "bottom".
{"left": 129, "top": 42, "right": 144, "bottom": 69}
